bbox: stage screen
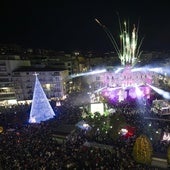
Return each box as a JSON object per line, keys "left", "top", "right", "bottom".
{"left": 90, "top": 103, "right": 104, "bottom": 115}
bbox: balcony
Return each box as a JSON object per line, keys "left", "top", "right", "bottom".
{"left": 0, "top": 92, "right": 16, "bottom": 100}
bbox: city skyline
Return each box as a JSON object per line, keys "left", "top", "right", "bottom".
{"left": 0, "top": 1, "right": 170, "bottom": 52}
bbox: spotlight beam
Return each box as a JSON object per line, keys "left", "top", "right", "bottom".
{"left": 147, "top": 84, "right": 170, "bottom": 100}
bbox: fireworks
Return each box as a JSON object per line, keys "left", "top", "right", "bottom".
{"left": 95, "top": 17, "right": 144, "bottom": 66}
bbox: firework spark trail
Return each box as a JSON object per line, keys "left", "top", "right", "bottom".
{"left": 95, "top": 16, "right": 144, "bottom": 67}
{"left": 95, "top": 18, "right": 121, "bottom": 58}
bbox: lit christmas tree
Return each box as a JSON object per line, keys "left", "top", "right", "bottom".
{"left": 29, "top": 73, "right": 55, "bottom": 123}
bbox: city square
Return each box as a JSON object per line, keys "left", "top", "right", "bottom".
{"left": 0, "top": 1, "right": 170, "bottom": 169}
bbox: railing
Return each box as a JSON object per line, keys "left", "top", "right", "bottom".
{"left": 0, "top": 93, "right": 16, "bottom": 100}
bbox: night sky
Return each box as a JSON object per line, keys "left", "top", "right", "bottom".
{"left": 0, "top": 1, "right": 170, "bottom": 52}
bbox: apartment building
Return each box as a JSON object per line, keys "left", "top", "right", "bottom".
{"left": 12, "top": 67, "right": 69, "bottom": 102}
{"left": 0, "top": 55, "right": 31, "bottom": 105}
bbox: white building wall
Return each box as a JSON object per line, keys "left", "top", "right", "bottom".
{"left": 12, "top": 70, "right": 68, "bottom": 101}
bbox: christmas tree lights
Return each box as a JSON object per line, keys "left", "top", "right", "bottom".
{"left": 29, "top": 74, "right": 55, "bottom": 123}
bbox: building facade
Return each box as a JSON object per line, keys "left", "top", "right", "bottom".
{"left": 12, "top": 68, "right": 69, "bottom": 102}
{"left": 0, "top": 55, "right": 31, "bottom": 105}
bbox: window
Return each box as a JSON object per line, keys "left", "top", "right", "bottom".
{"left": 96, "top": 76, "right": 100, "bottom": 81}
{"left": 53, "top": 72, "right": 60, "bottom": 76}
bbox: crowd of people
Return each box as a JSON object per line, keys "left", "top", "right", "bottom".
{"left": 0, "top": 97, "right": 169, "bottom": 169}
